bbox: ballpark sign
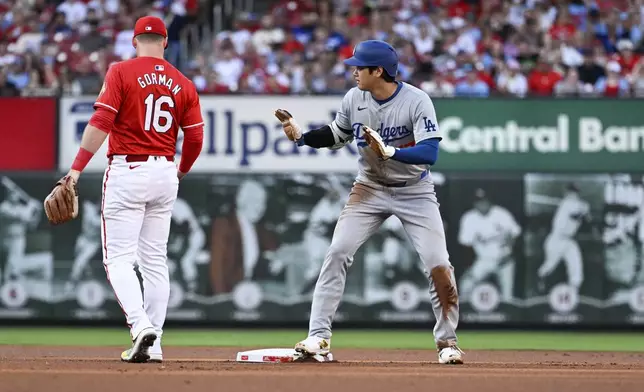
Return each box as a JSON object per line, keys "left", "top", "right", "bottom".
{"left": 58, "top": 97, "right": 644, "bottom": 173}
{"left": 58, "top": 96, "right": 359, "bottom": 173}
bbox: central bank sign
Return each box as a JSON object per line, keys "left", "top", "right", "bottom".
{"left": 58, "top": 97, "right": 644, "bottom": 173}
{"left": 441, "top": 115, "right": 644, "bottom": 154}
{"left": 434, "top": 99, "right": 644, "bottom": 172}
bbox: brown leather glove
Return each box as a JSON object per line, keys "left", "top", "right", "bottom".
{"left": 362, "top": 125, "right": 395, "bottom": 160}
{"left": 274, "top": 109, "right": 303, "bottom": 142}
{"left": 44, "top": 175, "right": 79, "bottom": 225}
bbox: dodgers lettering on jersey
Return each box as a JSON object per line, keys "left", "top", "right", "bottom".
{"left": 332, "top": 82, "right": 442, "bottom": 184}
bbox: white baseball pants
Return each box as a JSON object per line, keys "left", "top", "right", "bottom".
{"left": 101, "top": 155, "right": 178, "bottom": 340}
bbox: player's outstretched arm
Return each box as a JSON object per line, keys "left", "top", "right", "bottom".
{"left": 275, "top": 109, "right": 353, "bottom": 149}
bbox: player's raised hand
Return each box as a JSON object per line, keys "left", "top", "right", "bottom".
{"left": 362, "top": 125, "right": 395, "bottom": 160}
{"left": 274, "top": 109, "right": 302, "bottom": 142}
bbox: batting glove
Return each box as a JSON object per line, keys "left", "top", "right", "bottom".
{"left": 362, "top": 125, "right": 395, "bottom": 160}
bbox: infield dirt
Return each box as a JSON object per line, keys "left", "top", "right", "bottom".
{"left": 0, "top": 346, "right": 642, "bottom": 392}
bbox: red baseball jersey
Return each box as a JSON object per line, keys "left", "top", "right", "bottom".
{"left": 94, "top": 57, "right": 203, "bottom": 157}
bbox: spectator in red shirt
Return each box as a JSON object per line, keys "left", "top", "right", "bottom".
{"left": 595, "top": 61, "right": 630, "bottom": 97}
{"left": 346, "top": 0, "right": 368, "bottom": 28}
{"left": 477, "top": 68, "right": 496, "bottom": 90}
{"left": 184, "top": 0, "right": 199, "bottom": 16}
{"left": 271, "top": 0, "right": 315, "bottom": 28}
{"left": 264, "top": 74, "right": 290, "bottom": 94}
{"left": 613, "top": 39, "right": 640, "bottom": 75}
{"left": 477, "top": 28, "right": 502, "bottom": 55}
{"left": 594, "top": 0, "right": 630, "bottom": 12}
{"left": 444, "top": 0, "right": 474, "bottom": 19}
{"left": 203, "top": 72, "right": 231, "bottom": 94}
{"left": 528, "top": 57, "right": 562, "bottom": 96}
{"left": 338, "top": 37, "right": 360, "bottom": 60}
{"left": 282, "top": 31, "right": 305, "bottom": 54}
{"left": 549, "top": 9, "right": 577, "bottom": 42}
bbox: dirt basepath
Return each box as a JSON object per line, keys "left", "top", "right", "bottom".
{"left": 0, "top": 346, "right": 642, "bottom": 392}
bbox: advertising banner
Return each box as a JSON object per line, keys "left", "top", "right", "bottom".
{"left": 59, "top": 96, "right": 644, "bottom": 174}
{"left": 2, "top": 170, "right": 644, "bottom": 326}
{"left": 0, "top": 98, "right": 57, "bottom": 171}
{"left": 435, "top": 99, "right": 644, "bottom": 172}
{"left": 58, "top": 96, "right": 359, "bottom": 174}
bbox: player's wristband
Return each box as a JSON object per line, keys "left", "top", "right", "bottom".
{"left": 71, "top": 147, "right": 94, "bottom": 172}
{"left": 296, "top": 136, "right": 306, "bottom": 146}
{"left": 384, "top": 145, "right": 396, "bottom": 159}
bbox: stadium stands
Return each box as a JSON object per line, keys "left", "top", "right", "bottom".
{"left": 1, "top": 0, "right": 643, "bottom": 97}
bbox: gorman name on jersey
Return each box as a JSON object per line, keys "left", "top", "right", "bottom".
{"left": 137, "top": 72, "right": 183, "bottom": 96}
{"left": 352, "top": 122, "right": 413, "bottom": 148}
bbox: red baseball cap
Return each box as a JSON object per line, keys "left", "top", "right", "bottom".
{"left": 133, "top": 16, "right": 167, "bottom": 39}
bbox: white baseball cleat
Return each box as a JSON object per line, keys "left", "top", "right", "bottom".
{"left": 294, "top": 336, "right": 331, "bottom": 357}
{"left": 438, "top": 346, "right": 464, "bottom": 365}
{"left": 121, "top": 327, "right": 157, "bottom": 363}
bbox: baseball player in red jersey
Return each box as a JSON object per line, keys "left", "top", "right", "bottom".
{"left": 63, "top": 16, "right": 204, "bottom": 363}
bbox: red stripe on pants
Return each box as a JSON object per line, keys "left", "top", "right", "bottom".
{"left": 100, "top": 165, "right": 132, "bottom": 330}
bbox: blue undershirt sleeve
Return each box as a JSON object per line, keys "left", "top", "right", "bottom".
{"left": 390, "top": 138, "right": 440, "bottom": 165}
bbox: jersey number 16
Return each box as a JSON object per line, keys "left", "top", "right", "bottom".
{"left": 144, "top": 93, "right": 174, "bottom": 133}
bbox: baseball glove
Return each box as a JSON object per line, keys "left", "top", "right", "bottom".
{"left": 274, "top": 109, "right": 302, "bottom": 142}
{"left": 362, "top": 125, "right": 395, "bottom": 160}
{"left": 44, "top": 175, "right": 79, "bottom": 225}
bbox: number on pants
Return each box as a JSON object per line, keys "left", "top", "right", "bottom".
{"left": 144, "top": 94, "right": 174, "bottom": 133}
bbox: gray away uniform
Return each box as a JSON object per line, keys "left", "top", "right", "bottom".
{"left": 308, "top": 82, "right": 460, "bottom": 349}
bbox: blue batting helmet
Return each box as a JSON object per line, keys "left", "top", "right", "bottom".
{"left": 343, "top": 40, "right": 399, "bottom": 78}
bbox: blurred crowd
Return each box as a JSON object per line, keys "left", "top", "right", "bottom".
{"left": 0, "top": 0, "right": 197, "bottom": 97}
{"left": 3, "top": 0, "right": 644, "bottom": 98}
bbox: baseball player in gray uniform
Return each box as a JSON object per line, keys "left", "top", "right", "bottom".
{"left": 275, "top": 40, "right": 463, "bottom": 364}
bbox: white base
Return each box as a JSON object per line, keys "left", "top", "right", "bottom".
{"left": 236, "top": 348, "right": 297, "bottom": 363}
{"left": 236, "top": 348, "right": 334, "bottom": 363}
